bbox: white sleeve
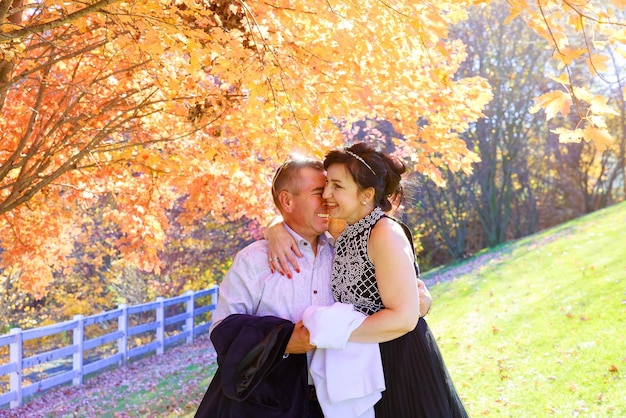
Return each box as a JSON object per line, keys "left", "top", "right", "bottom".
{"left": 209, "top": 249, "right": 264, "bottom": 335}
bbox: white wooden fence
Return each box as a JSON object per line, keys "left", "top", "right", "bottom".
{"left": 0, "top": 285, "right": 218, "bottom": 410}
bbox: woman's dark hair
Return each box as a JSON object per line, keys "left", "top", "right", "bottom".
{"left": 323, "top": 142, "right": 406, "bottom": 212}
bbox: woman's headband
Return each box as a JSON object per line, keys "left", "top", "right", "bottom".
{"left": 345, "top": 150, "right": 377, "bottom": 176}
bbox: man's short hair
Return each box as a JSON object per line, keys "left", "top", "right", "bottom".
{"left": 271, "top": 157, "right": 324, "bottom": 211}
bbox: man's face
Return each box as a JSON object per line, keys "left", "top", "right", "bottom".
{"left": 285, "top": 167, "right": 329, "bottom": 240}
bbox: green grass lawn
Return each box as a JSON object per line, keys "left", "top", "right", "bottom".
{"left": 422, "top": 200, "right": 626, "bottom": 416}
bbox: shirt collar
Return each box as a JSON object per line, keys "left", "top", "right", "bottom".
{"left": 283, "top": 224, "right": 335, "bottom": 248}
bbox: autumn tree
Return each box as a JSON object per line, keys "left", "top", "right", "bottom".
{"left": 0, "top": 0, "right": 491, "bottom": 303}
{"left": 568, "top": 48, "right": 626, "bottom": 212}
{"left": 524, "top": 4, "right": 626, "bottom": 218}
{"left": 0, "top": 0, "right": 624, "bottom": 307}
{"left": 15, "top": 198, "right": 262, "bottom": 325}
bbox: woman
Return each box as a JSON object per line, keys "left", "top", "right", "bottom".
{"left": 268, "top": 142, "right": 468, "bottom": 417}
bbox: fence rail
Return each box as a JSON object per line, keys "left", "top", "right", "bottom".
{"left": 0, "top": 285, "right": 219, "bottom": 410}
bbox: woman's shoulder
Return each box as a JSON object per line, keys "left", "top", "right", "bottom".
{"left": 368, "top": 217, "right": 413, "bottom": 266}
{"left": 370, "top": 216, "right": 409, "bottom": 244}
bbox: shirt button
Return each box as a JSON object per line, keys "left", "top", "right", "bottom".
{"left": 313, "top": 290, "right": 318, "bottom": 294}
{"left": 303, "top": 242, "right": 308, "bottom": 246}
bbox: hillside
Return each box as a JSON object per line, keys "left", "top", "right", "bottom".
{"left": 3, "top": 201, "right": 625, "bottom": 417}
{"left": 421, "top": 200, "right": 626, "bottom": 416}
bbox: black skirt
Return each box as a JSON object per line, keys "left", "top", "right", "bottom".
{"left": 374, "top": 318, "right": 469, "bottom": 418}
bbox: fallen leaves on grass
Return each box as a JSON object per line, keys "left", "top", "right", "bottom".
{"left": 0, "top": 334, "right": 217, "bottom": 418}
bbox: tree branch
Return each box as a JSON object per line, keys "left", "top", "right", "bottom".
{"left": 0, "top": 0, "right": 121, "bottom": 43}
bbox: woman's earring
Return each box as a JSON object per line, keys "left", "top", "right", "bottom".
{"left": 362, "top": 200, "right": 367, "bottom": 205}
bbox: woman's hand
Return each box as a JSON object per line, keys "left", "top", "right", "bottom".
{"left": 265, "top": 219, "right": 302, "bottom": 278}
{"left": 417, "top": 279, "right": 432, "bottom": 317}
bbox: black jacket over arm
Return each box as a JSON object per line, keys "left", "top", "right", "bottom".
{"left": 195, "top": 314, "right": 309, "bottom": 418}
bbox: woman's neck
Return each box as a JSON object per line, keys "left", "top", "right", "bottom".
{"left": 344, "top": 205, "right": 375, "bottom": 225}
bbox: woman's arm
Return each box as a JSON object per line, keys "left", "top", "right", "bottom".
{"left": 264, "top": 217, "right": 301, "bottom": 277}
{"left": 348, "top": 218, "right": 421, "bottom": 343}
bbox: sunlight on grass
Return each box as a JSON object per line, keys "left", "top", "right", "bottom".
{"left": 423, "top": 201, "right": 626, "bottom": 417}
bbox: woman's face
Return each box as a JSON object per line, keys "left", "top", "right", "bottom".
{"left": 323, "top": 163, "right": 370, "bottom": 224}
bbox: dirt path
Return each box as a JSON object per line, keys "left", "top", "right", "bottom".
{"left": 421, "top": 251, "right": 501, "bottom": 287}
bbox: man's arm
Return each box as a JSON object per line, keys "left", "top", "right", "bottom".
{"left": 210, "top": 248, "right": 264, "bottom": 335}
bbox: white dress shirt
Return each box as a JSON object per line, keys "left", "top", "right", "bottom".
{"left": 211, "top": 226, "right": 335, "bottom": 328}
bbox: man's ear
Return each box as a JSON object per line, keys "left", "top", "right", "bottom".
{"left": 278, "top": 190, "right": 294, "bottom": 213}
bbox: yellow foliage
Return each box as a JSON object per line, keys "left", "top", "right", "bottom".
{"left": 530, "top": 90, "right": 571, "bottom": 120}
{"left": 559, "top": 47, "right": 586, "bottom": 65}
{"left": 588, "top": 94, "right": 619, "bottom": 116}
{"left": 0, "top": 0, "right": 623, "bottom": 301}
{"left": 552, "top": 127, "right": 584, "bottom": 144}
{"left": 582, "top": 126, "right": 614, "bottom": 151}
{"left": 587, "top": 53, "right": 609, "bottom": 73}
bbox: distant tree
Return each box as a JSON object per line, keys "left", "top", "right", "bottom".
{"left": 408, "top": 1, "right": 553, "bottom": 265}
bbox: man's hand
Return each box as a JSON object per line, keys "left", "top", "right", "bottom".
{"left": 418, "top": 279, "right": 433, "bottom": 317}
{"left": 284, "top": 321, "right": 314, "bottom": 354}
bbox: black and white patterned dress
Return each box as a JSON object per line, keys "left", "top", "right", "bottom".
{"left": 332, "top": 207, "right": 469, "bottom": 418}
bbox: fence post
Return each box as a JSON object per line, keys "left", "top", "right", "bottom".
{"left": 185, "top": 290, "right": 195, "bottom": 344}
{"left": 72, "top": 315, "right": 84, "bottom": 386}
{"left": 118, "top": 304, "right": 128, "bottom": 367}
{"left": 9, "top": 328, "right": 23, "bottom": 409}
{"left": 156, "top": 297, "right": 165, "bottom": 355}
{"left": 211, "top": 284, "right": 219, "bottom": 324}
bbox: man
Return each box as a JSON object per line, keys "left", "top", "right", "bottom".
{"left": 195, "top": 157, "right": 335, "bottom": 418}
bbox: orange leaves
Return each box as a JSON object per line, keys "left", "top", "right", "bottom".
{"left": 586, "top": 53, "right": 609, "bottom": 74}
{"left": 530, "top": 90, "right": 572, "bottom": 120}
{"left": 141, "top": 31, "right": 167, "bottom": 58}
{"left": 533, "top": 85, "right": 617, "bottom": 150}
{"left": 0, "top": 198, "right": 78, "bottom": 299}
{"left": 510, "top": 0, "right": 624, "bottom": 145}
{"left": 558, "top": 47, "right": 587, "bottom": 66}
{"left": 550, "top": 125, "right": 614, "bottom": 150}
{"left": 1, "top": 0, "right": 624, "bottom": 303}
{"left": 503, "top": 1, "right": 526, "bottom": 25}
{"left": 582, "top": 92, "right": 619, "bottom": 117}
{"left": 581, "top": 126, "right": 614, "bottom": 151}
{"left": 551, "top": 127, "right": 583, "bottom": 144}
{"left": 0, "top": 22, "right": 21, "bottom": 34}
